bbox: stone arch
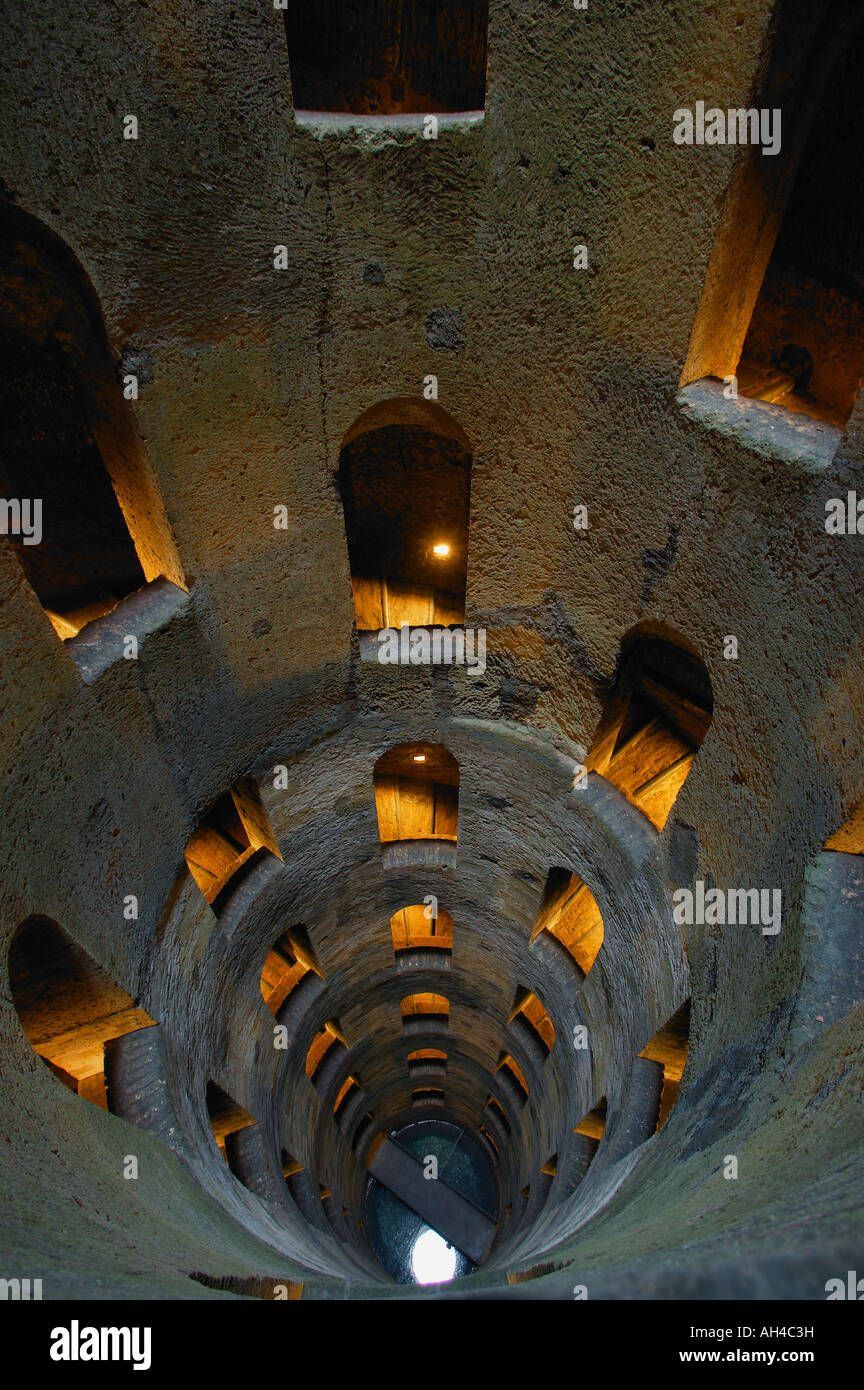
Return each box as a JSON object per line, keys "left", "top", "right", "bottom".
{"left": 338, "top": 398, "right": 473, "bottom": 635}
{"left": 390, "top": 902, "right": 454, "bottom": 970}
{"left": 507, "top": 987, "right": 555, "bottom": 1060}
{"left": 260, "top": 925, "right": 324, "bottom": 1016}
{"left": 531, "top": 866, "right": 604, "bottom": 979}
{"left": 373, "top": 741, "right": 459, "bottom": 844}
{"left": 185, "top": 776, "right": 282, "bottom": 910}
{"left": 8, "top": 915, "right": 153, "bottom": 1107}
{"left": 401, "top": 992, "right": 450, "bottom": 1033}
{"left": 680, "top": 0, "right": 864, "bottom": 428}
{"left": 586, "top": 622, "right": 713, "bottom": 832}
{"left": 0, "top": 202, "right": 184, "bottom": 640}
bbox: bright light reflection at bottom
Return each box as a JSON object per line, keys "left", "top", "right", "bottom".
{"left": 410, "top": 1228, "right": 457, "bottom": 1285}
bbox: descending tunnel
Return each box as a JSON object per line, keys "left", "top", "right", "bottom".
{"left": 1, "top": 0, "right": 864, "bottom": 1315}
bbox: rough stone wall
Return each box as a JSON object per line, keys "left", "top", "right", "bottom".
{"left": 0, "top": 0, "right": 861, "bottom": 1298}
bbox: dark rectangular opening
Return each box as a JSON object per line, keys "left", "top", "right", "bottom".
{"left": 286, "top": 0, "right": 489, "bottom": 116}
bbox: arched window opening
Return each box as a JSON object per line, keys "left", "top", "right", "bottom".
{"left": 260, "top": 924, "right": 323, "bottom": 1015}
{"left": 531, "top": 866, "right": 604, "bottom": 975}
{"left": 484, "top": 1095, "right": 511, "bottom": 1137}
{"left": 586, "top": 629, "right": 712, "bottom": 831}
{"left": 637, "top": 1000, "right": 690, "bottom": 1131}
{"left": 390, "top": 902, "right": 454, "bottom": 954}
{"left": 8, "top": 916, "right": 153, "bottom": 1107}
{"left": 495, "top": 1052, "right": 529, "bottom": 1101}
{"left": 574, "top": 1097, "right": 607, "bottom": 1141}
{"left": 338, "top": 400, "right": 472, "bottom": 648}
{"left": 286, "top": 1, "right": 489, "bottom": 117}
{"left": 374, "top": 743, "right": 459, "bottom": 846}
{"left": 333, "top": 1076, "right": 355, "bottom": 1113}
{"left": 353, "top": 1113, "right": 378, "bottom": 1157}
{"left": 333, "top": 1075, "right": 361, "bottom": 1116}
{"left": 413, "top": 1088, "right": 445, "bottom": 1107}
{"left": 1, "top": 341, "right": 146, "bottom": 639}
{"left": 0, "top": 204, "right": 184, "bottom": 643}
{"left": 206, "top": 1080, "right": 255, "bottom": 1162}
{"left": 305, "top": 1020, "right": 349, "bottom": 1080}
{"left": 680, "top": 4, "right": 864, "bottom": 429}
{"left": 508, "top": 987, "right": 555, "bottom": 1054}
{"left": 185, "top": 777, "right": 282, "bottom": 909}
{"left": 407, "top": 1049, "right": 447, "bottom": 1079}
{"left": 401, "top": 992, "right": 450, "bottom": 1018}
{"left": 401, "top": 993, "right": 450, "bottom": 1032}
{"left": 735, "top": 26, "right": 864, "bottom": 428}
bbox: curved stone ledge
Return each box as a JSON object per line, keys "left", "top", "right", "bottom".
{"left": 600, "top": 1057, "right": 665, "bottom": 1167}
{"left": 677, "top": 377, "right": 841, "bottom": 475}
{"left": 225, "top": 1123, "right": 288, "bottom": 1206}
{"left": 275, "top": 969, "right": 328, "bottom": 1037}
{"left": 211, "top": 848, "right": 287, "bottom": 929}
{"left": 334, "top": 1083, "right": 368, "bottom": 1139}
{"left": 529, "top": 928, "right": 585, "bottom": 984}
{"left": 351, "top": 1113, "right": 379, "bottom": 1162}
{"left": 381, "top": 838, "right": 458, "bottom": 871}
{"left": 506, "top": 1013, "right": 549, "bottom": 1072}
{"left": 65, "top": 578, "right": 190, "bottom": 685}
{"left": 104, "top": 1024, "right": 185, "bottom": 1155}
{"left": 310, "top": 1039, "right": 350, "bottom": 1099}
{"left": 395, "top": 946, "right": 453, "bottom": 972}
{"left": 494, "top": 1064, "right": 528, "bottom": 1115}
{"left": 408, "top": 1059, "right": 447, "bottom": 1080}
{"left": 402, "top": 1014, "right": 449, "bottom": 1037}
{"left": 558, "top": 1132, "right": 600, "bottom": 1196}
{"left": 791, "top": 849, "right": 864, "bottom": 1047}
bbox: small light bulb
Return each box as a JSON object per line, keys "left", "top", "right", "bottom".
{"left": 433, "top": 543, "right": 450, "bottom": 557}
{"left": 413, "top": 754, "right": 426, "bottom": 763}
